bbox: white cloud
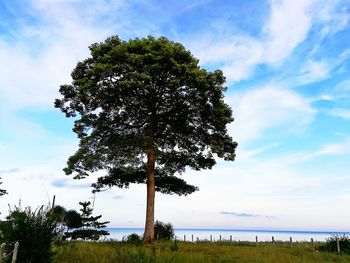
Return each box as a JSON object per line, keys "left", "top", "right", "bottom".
{"left": 190, "top": 35, "right": 263, "bottom": 82}
{"left": 275, "top": 137, "right": 350, "bottom": 164}
{"left": 229, "top": 85, "right": 315, "bottom": 144}
{"left": 329, "top": 108, "right": 350, "bottom": 120}
{"left": 298, "top": 60, "right": 330, "bottom": 84}
{"left": 190, "top": 0, "right": 317, "bottom": 82}
{"left": 189, "top": 0, "right": 350, "bottom": 83}
{"left": 263, "top": 0, "right": 313, "bottom": 64}
{"left": 332, "top": 79, "right": 350, "bottom": 98}
{"left": 314, "top": 138, "right": 350, "bottom": 156}
{"left": 314, "top": 0, "right": 350, "bottom": 35}
{"left": 0, "top": 1, "right": 128, "bottom": 109}
{"left": 238, "top": 143, "right": 281, "bottom": 161}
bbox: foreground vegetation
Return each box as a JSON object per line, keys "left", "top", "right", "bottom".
{"left": 53, "top": 241, "right": 350, "bottom": 263}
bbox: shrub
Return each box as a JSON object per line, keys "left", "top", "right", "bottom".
{"left": 123, "top": 233, "right": 142, "bottom": 245}
{"left": 0, "top": 205, "right": 57, "bottom": 263}
{"left": 154, "top": 220, "right": 174, "bottom": 240}
{"left": 319, "top": 234, "right": 350, "bottom": 253}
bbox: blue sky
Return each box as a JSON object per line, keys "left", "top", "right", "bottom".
{"left": 1, "top": 0, "right": 350, "bottom": 231}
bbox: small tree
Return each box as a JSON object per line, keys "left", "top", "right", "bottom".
{"left": 66, "top": 201, "right": 109, "bottom": 241}
{"left": 79, "top": 201, "right": 109, "bottom": 229}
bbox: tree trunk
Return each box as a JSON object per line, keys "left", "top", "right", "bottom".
{"left": 144, "top": 144, "right": 155, "bottom": 243}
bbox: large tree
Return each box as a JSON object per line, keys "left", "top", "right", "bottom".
{"left": 55, "top": 36, "right": 237, "bottom": 242}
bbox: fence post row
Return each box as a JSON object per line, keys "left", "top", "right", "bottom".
{"left": 174, "top": 234, "right": 325, "bottom": 249}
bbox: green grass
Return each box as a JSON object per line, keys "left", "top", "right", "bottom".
{"left": 52, "top": 241, "right": 350, "bottom": 263}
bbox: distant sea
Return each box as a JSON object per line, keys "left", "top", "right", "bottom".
{"left": 105, "top": 228, "right": 350, "bottom": 242}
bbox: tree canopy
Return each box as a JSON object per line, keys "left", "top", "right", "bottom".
{"left": 55, "top": 35, "right": 237, "bottom": 241}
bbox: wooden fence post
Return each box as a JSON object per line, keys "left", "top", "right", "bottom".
{"left": 220, "top": 235, "right": 221, "bottom": 242}
{"left": 11, "top": 242, "right": 19, "bottom": 263}
{"left": 210, "top": 235, "right": 212, "bottom": 242}
{"left": 337, "top": 238, "right": 340, "bottom": 253}
{"left": 311, "top": 238, "right": 314, "bottom": 250}
{"left": 290, "top": 237, "right": 292, "bottom": 248}
{"left": 256, "top": 236, "right": 258, "bottom": 247}
{"left": 230, "top": 235, "right": 232, "bottom": 243}
{"left": 184, "top": 235, "right": 186, "bottom": 242}
{"left": 272, "top": 236, "right": 275, "bottom": 245}
{"left": 0, "top": 243, "right": 5, "bottom": 263}
{"left": 191, "top": 234, "right": 193, "bottom": 243}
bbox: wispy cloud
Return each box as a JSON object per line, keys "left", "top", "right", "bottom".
{"left": 262, "top": 0, "right": 313, "bottom": 65}
{"left": 112, "top": 195, "right": 124, "bottom": 200}
{"left": 221, "top": 211, "right": 277, "bottom": 219}
{"left": 328, "top": 108, "right": 350, "bottom": 120}
{"left": 313, "top": 139, "right": 350, "bottom": 156}
{"left": 51, "top": 179, "right": 91, "bottom": 189}
{"left": 298, "top": 60, "right": 330, "bottom": 84}
{"left": 238, "top": 143, "right": 282, "bottom": 161}
{"left": 229, "top": 85, "right": 315, "bottom": 144}
{"left": 0, "top": 168, "right": 20, "bottom": 175}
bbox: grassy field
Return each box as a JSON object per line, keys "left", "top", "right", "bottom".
{"left": 52, "top": 240, "right": 350, "bottom": 263}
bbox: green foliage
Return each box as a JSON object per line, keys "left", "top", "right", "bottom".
{"left": 0, "top": 205, "right": 57, "bottom": 263}
{"left": 55, "top": 35, "right": 237, "bottom": 195}
{"left": 123, "top": 233, "right": 143, "bottom": 245}
{"left": 64, "top": 210, "right": 83, "bottom": 229}
{"left": 319, "top": 234, "right": 350, "bottom": 253}
{"left": 51, "top": 205, "right": 66, "bottom": 223}
{"left": 154, "top": 220, "right": 174, "bottom": 240}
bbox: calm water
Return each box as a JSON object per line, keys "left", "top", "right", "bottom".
{"left": 104, "top": 228, "right": 350, "bottom": 242}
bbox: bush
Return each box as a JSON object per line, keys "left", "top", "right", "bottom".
{"left": 319, "top": 235, "right": 350, "bottom": 253}
{"left": 0, "top": 205, "right": 57, "bottom": 263}
{"left": 154, "top": 220, "right": 174, "bottom": 240}
{"left": 123, "top": 233, "right": 142, "bottom": 245}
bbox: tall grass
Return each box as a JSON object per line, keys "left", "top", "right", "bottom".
{"left": 53, "top": 240, "right": 350, "bottom": 263}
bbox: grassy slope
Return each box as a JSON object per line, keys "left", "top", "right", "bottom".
{"left": 53, "top": 241, "right": 350, "bottom": 263}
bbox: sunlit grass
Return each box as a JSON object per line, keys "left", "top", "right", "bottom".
{"left": 52, "top": 240, "right": 350, "bottom": 263}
